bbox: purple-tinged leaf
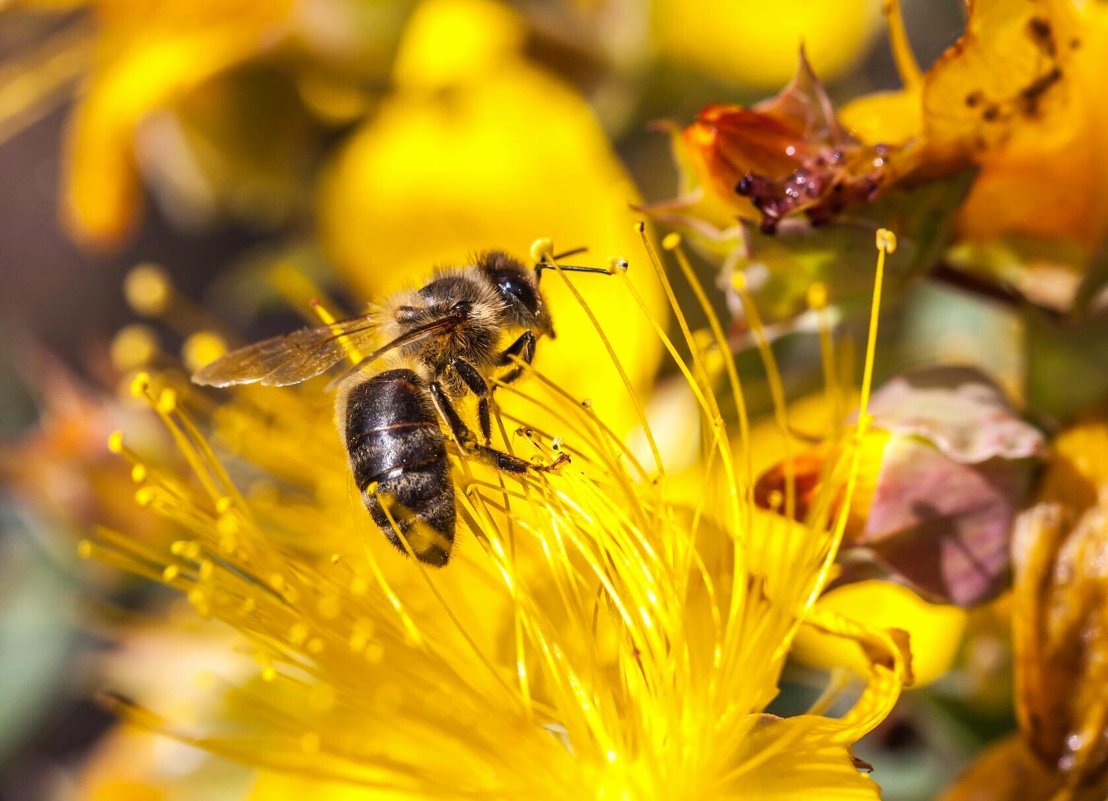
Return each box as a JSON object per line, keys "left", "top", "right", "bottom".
{"left": 866, "top": 366, "right": 1046, "bottom": 463}
{"left": 854, "top": 436, "right": 1034, "bottom": 606}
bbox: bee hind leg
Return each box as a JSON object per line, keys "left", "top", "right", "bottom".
{"left": 429, "top": 381, "right": 567, "bottom": 474}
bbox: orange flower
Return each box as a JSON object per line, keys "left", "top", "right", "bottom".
{"left": 668, "top": 54, "right": 899, "bottom": 233}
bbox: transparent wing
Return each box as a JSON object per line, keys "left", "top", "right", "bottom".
{"left": 192, "top": 310, "right": 464, "bottom": 388}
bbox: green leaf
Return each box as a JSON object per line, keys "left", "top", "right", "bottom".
{"left": 724, "top": 169, "right": 975, "bottom": 341}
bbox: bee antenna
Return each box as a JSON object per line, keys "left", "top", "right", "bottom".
{"left": 551, "top": 246, "right": 588, "bottom": 260}
{"left": 534, "top": 257, "right": 622, "bottom": 283}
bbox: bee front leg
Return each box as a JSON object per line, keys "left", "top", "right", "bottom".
{"left": 429, "top": 382, "right": 567, "bottom": 474}
{"left": 495, "top": 330, "right": 536, "bottom": 387}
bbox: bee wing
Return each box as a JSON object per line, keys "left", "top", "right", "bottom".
{"left": 191, "top": 315, "right": 383, "bottom": 387}
{"left": 192, "top": 309, "right": 466, "bottom": 388}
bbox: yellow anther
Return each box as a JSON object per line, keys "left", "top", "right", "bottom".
{"left": 300, "top": 732, "right": 321, "bottom": 755}
{"left": 261, "top": 665, "right": 277, "bottom": 682}
{"left": 130, "top": 372, "right": 151, "bottom": 398}
{"left": 215, "top": 497, "right": 233, "bottom": 515}
{"left": 216, "top": 513, "right": 237, "bottom": 538}
{"left": 76, "top": 539, "right": 93, "bottom": 558}
{"left": 365, "top": 481, "right": 380, "bottom": 495}
{"left": 530, "top": 237, "right": 555, "bottom": 262}
{"left": 135, "top": 487, "right": 155, "bottom": 507}
{"left": 875, "top": 228, "right": 898, "bottom": 254}
{"left": 156, "top": 388, "right": 177, "bottom": 413}
{"left": 317, "top": 595, "right": 341, "bottom": 619}
{"left": 124, "top": 263, "right": 171, "bottom": 316}
{"left": 662, "top": 232, "right": 682, "bottom": 251}
{"left": 731, "top": 271, "right": 747, "bottom": 291}
{"left": 182, "top": 331, "right": 227, "bottom": 373}
{"left": 187, "top": 587, "right": 208, "bottom": 611}
{"left": 162, "top": 565, "right": 180, "bottom": 582}
{"left": 807, "top": 282, "right": 828, "bottom": 310}
{"left": 289, "top": 623, "right": 309, "bottom": 645}
{"left": 130, "top": 464, "right": 147, "bottom": 483}
{"left": 110, "top": 324, "right": 158, "bottom": 371}
{"left": 107, "top": 431, "right": 125, "bottom": 454}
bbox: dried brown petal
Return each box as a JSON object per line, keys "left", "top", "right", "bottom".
{"left": 1012, "top": 419, "right": 1108, "bottom": 789}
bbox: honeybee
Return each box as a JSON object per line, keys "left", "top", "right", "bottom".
{"left": 193, "top": 250, "right": 614, "bottom": 566}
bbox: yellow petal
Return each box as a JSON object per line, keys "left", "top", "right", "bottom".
{"left": 250, "top": 773, "right": 378, "bottom": 801}
{"left": 392, "top": 0, "right": 524, "bottom": 89}
{"left": 726, "top": 716, "right": 882, "bottom": 800}
{"left": 839, "top": 87, "right": 923, "bottom": 147}
{"left": 955, "top": 6, "right": 1108, "bottom": 248}
{"left": 794, "top": 580, "right": 967, "bottom": 687}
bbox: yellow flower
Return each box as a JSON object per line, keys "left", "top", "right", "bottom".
{"left": 83, "top": 234, "right": 906, "bottom": 799}
{"left": 56, "top": 0, "right": 297, "bottom": 246}
{"left": 843, "top": 0, "right": 1108, "bottom": 262}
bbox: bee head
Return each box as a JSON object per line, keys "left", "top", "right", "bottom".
{"left": 478, "top": 251, "right": 556, "bottom": 338}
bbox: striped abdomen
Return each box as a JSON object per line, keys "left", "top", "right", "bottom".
{"left": 344, "top": 369, "right": 455, "bottom": 566}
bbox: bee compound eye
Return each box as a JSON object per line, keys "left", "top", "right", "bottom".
{"left": 497, "top": 277, "right": 539, "bottom": 315}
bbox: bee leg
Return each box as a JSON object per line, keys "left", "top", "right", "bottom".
{"left": 495, "top": 330, "right": 536, "bottom": 387}
{"left": 430, "top": 382, "right": 567, "bottom": 474}
{"left": 451, "top": 357, "right": 492, "bottom": 443}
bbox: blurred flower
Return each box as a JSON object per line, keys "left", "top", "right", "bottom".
{"left": 25, "top": 0, "right": 414, "bottom": 247}
{"left": 651, "top": 0, "right": 880, "bottom": 90}
{"left": 81, "top": 231, "right": 907, "bottom": 799}
{"left": 940, "top": 416, "right": 1108, "bottom": 801}
{"left": 0, "top": 347, "right": 172, "bottom": 566}
{"left": 56, "top": 0, "right": 297, "bottom": 246}
{"left": 72, "top": 621, "right": 256, "bottom": 801}
{"left": 318, "top": 0, "right": 666, "bottom": 435}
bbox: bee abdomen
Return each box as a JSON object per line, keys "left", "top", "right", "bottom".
{"left": 344, "top": 369, "right": 455, "bottom": 566}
